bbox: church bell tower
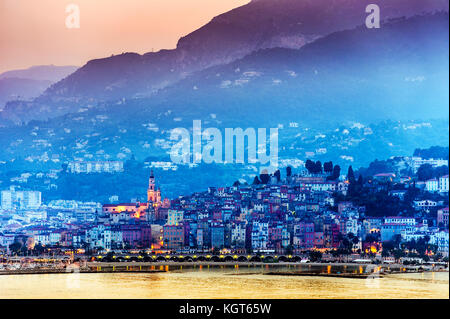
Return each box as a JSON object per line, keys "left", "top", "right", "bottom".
{"left": 147, "top": 170, "right": 161, "bottom": 205}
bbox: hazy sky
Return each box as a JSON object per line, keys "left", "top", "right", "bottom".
{"left": 0, "top": 0, "right": 249, "bottom": 73}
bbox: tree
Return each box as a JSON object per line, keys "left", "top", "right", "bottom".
{"left": 414, "top": 146, "right": 449, "bottom": 160}
{"left": 327, "top": 165, "right": 341, "bottom": 181}
{"left": 349, "top": 174, "right": 364, "bottom": 196}
{"left": 259, "top": 172, "right": 270, "bottom": 184}
{"left": 315, "top": 161, "right": 323, "bottom": 174}
{"left": 286, "top": 166, "right": 292, "bottom": 177}
{"left": 365, "top": 233, "right": 379, "bottom": 243}
{"left": 324, "top": 161, "right": 333, "bottom": 174}
{"left": 357, "top": 175, "right": 363, "bottom": 186}
{"left": 105, "top": 251, "right": 115, "bottom": 262}
{"left": 274, "top": 170, "right": 281, "bottom": 182}
{"left": 309, "top": 251, "right": 323, "bottom": 262}
{"left": 434, "top": 165, "right": 449, "bottom": 178}
{"left": 9, "top": 242, "right": 22, "bottom": 255}
{"left": 392, "top": 249, "right": 405, "bottom": 261}
{"left": 417, "top": 164, "right": 434, "bottom": 181}
{"left": 252, "top": 176, "right": 261, "bottom": 185}
{"left": 382, "top": 241, "right": 395, "bottom": 256}
{"left": 33, "top": 243, "right": 45, "bottom": 255}
{"left": 305, "top": 160, "right": 315, "bottom": 174}
{"left": 392, "top": 234, "right": 402, "bottom": 249}
{"left": 404, "top": 181, "right": 419, "bottom": 204}
{"left": 347, "top": 166, "right": 355, "bottom": 183}
{"left": 285, "top": 244, "right": 293, "bottom": 255}
{"left": 233, "top": 180, "right": 241, "bottom": 187}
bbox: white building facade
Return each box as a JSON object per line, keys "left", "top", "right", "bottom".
{"left": 1, "top": 188, "right": 42, "bottom": 210}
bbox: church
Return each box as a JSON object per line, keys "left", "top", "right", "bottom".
{"left": 147, "top": 170, "right": 162, "bottom": 206}
{"left": 102, "top": 170, "right": 166, "bottom": 222}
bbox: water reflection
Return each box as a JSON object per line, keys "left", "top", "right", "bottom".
{"left": 0, "top": 267, "right": 448, "bottom": 299}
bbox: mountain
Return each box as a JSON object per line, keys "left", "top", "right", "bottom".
{"left": 0, "top": 65, "right": 78, "bottom": 82}
{"left": 0, "top": 13, "right": 448, "bottom": 170}
{"left": 0, "top": 78, "right": 52, "bottom": 111}
{"left": 1, "top": 0, "right": 445, "bottom": 125}
{"left": 133, "top": 12, "right": 449, "bottom": 126}
{"left": 0, "top": 65, "right": 78, "bottom": 111}
{"left": 45, "top": 0, "right": 448, "bottom": 100}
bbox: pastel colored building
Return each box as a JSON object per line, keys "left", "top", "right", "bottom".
{"left": 437, "top": 207, "right": 449, "bottom": 227}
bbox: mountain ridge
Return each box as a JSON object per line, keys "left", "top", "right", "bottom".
{"left": 1, "top": 0, "right": 447, "bottom": 124}
{"left": 0, "top": 65, "right": 79, "bottom": 82}
{"left": 0, "top": 65, "right": 78, "bottom": 111}
{"left": 0, "top": 13, "right": 447, "bottom": 169}
{"left": 37, "top": 0, "right": 450, "bottom": 101}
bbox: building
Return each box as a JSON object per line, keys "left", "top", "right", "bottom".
{"left": 439, "top": 175, "right": 449, "bottom": 193}
{"left": 430, "top": 230, "right": 449, "bottom": 256}
{"left": 381, "top": 223, "right": 413, "bottom": 242}
{"left": 373, "top": 173, "right": 396, "bottom": 183}
{"left": 268, "top": 223, "right": 290, "bottom": 250}
{"left": 147, "top": 170, "right": 162, "bottom": 207}
{"left": 121, "top": 225, "right": 150, "bottom": 249}
{"left": 384, "top": 217, "right": 416, "bottom": 226}
{"left": 362, "top": 217, "right": 382, "bottom": 239}
{"left": 341, "top": 218, "right": 358, "bottom": 236}
{"left": 68, "top": 161, "right": 124, "bottom": 174}
{"left": 101, "top": 172, "right": 165, "bottom": 222}
{"left": 293, "top": 222, "right": 315, "bottom": 249}
{"left": 251, "top": 222, "right": 268, "bottom": 251}
{"left": 425, "top": 179, "right": 439, "bottom": 193}
{"left": 231, "top": 222, "right": 246, "bottom": 248}
{"left": 102, "top": 203, "right": 150, "bottom": 222}
{"left": 381, "top": 217, "right": 416, "bottom": 242}
{"left": 163, "top": 225, "right": 184, "bottom": 251}
{"left": 34, "top": 233, "right": 50, "bottom": 246}
{"left": 1, "top": 187, "right": 42, "bottom": 210}
{"left": 413, "top": 200, "right": 437, "bottom": 211}
{"left": 437, "top": 207, "right": 449, "bottom": 227}
{"left": 211, "top": 225, "right": 225, "bottom": 249}
{"left": 167, "top": 210, "right": 183, "bottom": 226}
{"left": 410, "top": 157, "right": 448, "bottom": 173}
{"left": 0, "top": 234, "right": 16, "bottom": 250}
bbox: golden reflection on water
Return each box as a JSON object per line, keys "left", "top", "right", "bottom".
{"left": 0, "top": 268, "right": 448, "bottom": 299}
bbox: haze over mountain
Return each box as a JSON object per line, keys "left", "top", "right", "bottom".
{"left": 0, "top": 65, "right": 79, "bottom": 82}
{"left": 0, "top": 65, "right": 78, "bottom": 111}
{"left": 0, "top": 78, "right": 52, "bottom": 111}
{"left": 45, "top": 0, "right": 448, "bottom": 100}
{"left": 0, "top": 1, "right": 448, "bottom": 200}
{"left": 152, "top": 12, "right": 449, "bottom": 126}
{"left": 0, "top": 14, "right": 447, "bottom": 171}
{"left": 0, "top": 0, "right": 446, "bottom": 126}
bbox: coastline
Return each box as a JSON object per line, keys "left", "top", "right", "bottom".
{"left": 1, "top": 261, "right": 447, "bottom": 277}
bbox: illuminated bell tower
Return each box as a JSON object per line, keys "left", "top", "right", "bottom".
{"left": 147, "top": 170, "right": 161, "bottom": 205}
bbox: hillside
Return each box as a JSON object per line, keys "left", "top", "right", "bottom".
{"left": 0, "top": 0, "right": 447, "bottom": 124}
{"left": 0, "top": 65, "right": 78, "bottom": 110}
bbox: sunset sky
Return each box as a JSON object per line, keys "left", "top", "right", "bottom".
{"left": 0, "top": 0, "right": 249, "bottom": 73}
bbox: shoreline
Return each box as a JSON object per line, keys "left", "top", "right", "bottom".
{"left": 1, "top": 261, "right": 447, "bottom": 277}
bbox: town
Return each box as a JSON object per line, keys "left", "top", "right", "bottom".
{"left": 0, "top": 152, "right": 448, "bottom": 271}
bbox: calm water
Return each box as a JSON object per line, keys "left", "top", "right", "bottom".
{"left": 0, "top": 265, "right": 448, "bottom": 299}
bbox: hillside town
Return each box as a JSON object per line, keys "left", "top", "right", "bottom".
{"left": 1, "top": 152, "right": 448, "bottom": 266}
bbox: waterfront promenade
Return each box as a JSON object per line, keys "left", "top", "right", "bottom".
{"left": 1, "top": 260, "right": 447, "bottom": 277}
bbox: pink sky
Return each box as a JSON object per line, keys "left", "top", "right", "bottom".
{"left": 0, "top": 0, "right": 249, "bottom": 73}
